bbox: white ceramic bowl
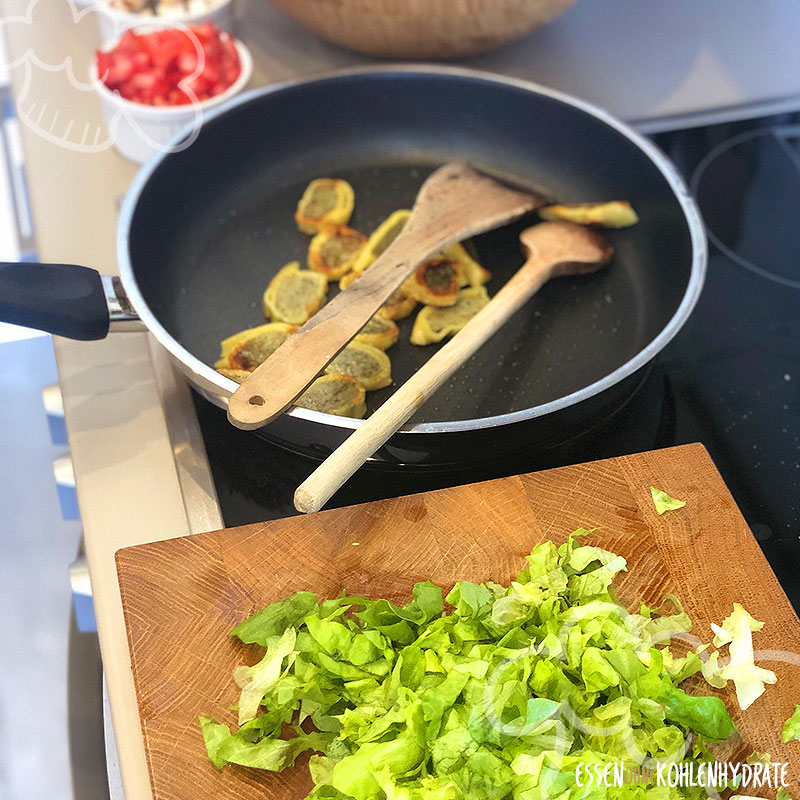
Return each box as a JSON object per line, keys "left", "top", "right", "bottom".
{"left": 77, "top": 0, "right": 237, "bottom": 46}
{"left": 92, "top": 34, "right": 252, "bottom": 164}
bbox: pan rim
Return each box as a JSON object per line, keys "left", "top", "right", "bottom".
{"left": 118, "top": 63, "right": 707, "bottom": 435}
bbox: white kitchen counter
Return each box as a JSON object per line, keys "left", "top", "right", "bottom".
{"left": 2, "top": 0, "right": 799, "bottom": 797}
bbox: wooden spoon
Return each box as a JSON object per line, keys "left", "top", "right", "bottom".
{"left": 293, "top": 221, "right": 613, "bottom": 513}
{"left": 227, "top": 162, "right": 545, "bottom": 429}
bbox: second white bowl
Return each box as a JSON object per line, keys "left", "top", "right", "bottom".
{"left": 78, "top": 0, "right": 238, "bottom": 46}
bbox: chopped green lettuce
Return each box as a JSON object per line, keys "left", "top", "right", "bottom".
{"left": 704, "top": 603, "right": 777, "bottom": 710}
{"left": 202, "top": 530, "right": 743, "bottom": 799}
{"left": 201, "top": 716, "right": 332, "bottom": 770}
{"left": 651, "top": 486, "right": 687, "bottom": 514}
{"left": 782, "top": 704, "right": 800, "bottom": 742}
{"left": 234, "top": 627, "right": 297, "bottom": 724}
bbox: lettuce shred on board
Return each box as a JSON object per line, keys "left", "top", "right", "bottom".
{"left": 782, "top": 704, "right": 800, "bottom": 743}
{"left": 702, "top": 604, "right": 777, "bottom": 711}
{"left": 650, "top": 487, "right": 686, "bottom": 515}
{"left": 200, "top": 531, "right": 760, "bottom": 800}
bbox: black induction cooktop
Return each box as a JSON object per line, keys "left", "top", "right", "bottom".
{"left": 191, "top": 111, "right": 800, "bottom": 610}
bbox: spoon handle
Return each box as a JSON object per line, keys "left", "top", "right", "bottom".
{"left": 226, "top": 227, "right": 444, "bottom": 430}
{"left": 293, "top": 254, "right": 556, "bottom": 514}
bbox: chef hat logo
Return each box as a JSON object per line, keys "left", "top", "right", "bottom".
{"left": 1, "top": 0, "right": 205, "bottom": 154}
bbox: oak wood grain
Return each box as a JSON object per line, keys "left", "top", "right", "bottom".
{"left": 116, "top": 444, "right": 800, "bottom": 799}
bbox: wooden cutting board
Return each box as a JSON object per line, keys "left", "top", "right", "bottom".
{"left": 116, "top": 443, "right": 800, "bottom": 799}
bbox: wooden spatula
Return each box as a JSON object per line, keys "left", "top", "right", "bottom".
{"left": 227, "top": 162, "right": 545, "bottom": 430}
{"left": 293, "top": 221, "right": 614, "bottom": 513}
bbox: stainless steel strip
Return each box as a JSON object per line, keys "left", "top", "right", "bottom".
{"left": 103, "top": 677, "right": 125, "bottom": 800}
{"left": 632, "top": 93, "right": 800, "bottom": 135}
{"left": 146, "top": 336, "right": 224, "bottom": 534}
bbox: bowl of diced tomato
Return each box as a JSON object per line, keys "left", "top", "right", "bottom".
{"left": 92, "top": 22, "right": 252, "bottom": 163}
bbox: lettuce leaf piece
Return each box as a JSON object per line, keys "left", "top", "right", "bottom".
{"left": 421, "top": 668, "right": 470, "bottom": 722}
{"left": 637, "top": 594, "right": 693, "bottom": 641}
{"left": 663, "top": 687, "right": 736, "bottom": 741}
{"left": 604, "top": 646, "right": 647, "bottom": 683}
{"left": 490, "top": 570, "right": 568, "bottom": 629}
{"left": 782, "top": 704, "right": 800, "bottom": 742}
{"left": 304, "top": 615, "right": 382, "bottom": 666}
{"left": 355, "top": 582, "right": 443, "bottom": 644}
{"left": 451, "top": 747, "right": 514, "bottom": 800}
{"left": 234, "top": 627, "right": 297, "bottom": 724}
{"left": 650, "top": 486, "right": 686, "bottom": 515}
{"left": 709, "top": 604, "right": 777, "bottom": 709}
{"left": 200, "top": 716, "right": 332, "bottom": 770}
{"left": 230, "top": 591, "right": 318, "bottom": 645}
{"left": 445, "top": 581, "right": 493, "bottom": 619}
{"left": 329, "top": 701, "right": 426, "bottom": 800}
{"left": 581, "top": 647, "right": 620, "bottom": 692}
{"left": 664, "top": 650, "right": 703, "bottom": 683}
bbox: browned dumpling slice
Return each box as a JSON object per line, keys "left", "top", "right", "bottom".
{"left": 443, "top": 242, "right": 491, "bottom": 287}
{"left": 339, "top": 270, "right": 417, "bottom": 322}
{"left": 263, "top": 261, "right": 328, "bottom": 325}
{"left": 295, "top": 178, "right": 355, "bottom": 235}
{"left": 216, "top": 368, "right": 251, "bottom": 384}
{"left": 295, "top": 373, "right": 366, "bottom": 419}
{"left": 338, "top": 270, "right": 359, "bottom": 291}
{"left": 215, "top": 322, "right": 297, "bottom": 370}
{"left": 410, "top": 286, "right": 490, "bottom": 346}
{"left": 325, "top": 341, "right": 392, "bottom": 391}
{"left": 308, "top": 225, "right": 367, "bottom": 281}
{"left": 402, "top": 256, "right": 460, "bottom": 307}
{"left": 350, "top": 210, "right": 410, "bottom": 273}
{"left": 538, "top": 201, "right": 639, "bottom": 228}
{"left": 355, "top": 313, "right": 399, "bottom": 351}
{"left": 381, "top": 290, "right": 418, "bottom": 322}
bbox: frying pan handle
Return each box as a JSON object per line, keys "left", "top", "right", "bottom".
{"left": 0, "top": 262, "right": 140, "bottom": 340}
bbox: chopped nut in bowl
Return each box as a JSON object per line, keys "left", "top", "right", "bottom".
{"left": 76, "top": 0, "right": 237, "bottom": 45}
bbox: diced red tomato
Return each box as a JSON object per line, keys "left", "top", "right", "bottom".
{"left": 96, "top": 22, "right": 241, "bottom": 106}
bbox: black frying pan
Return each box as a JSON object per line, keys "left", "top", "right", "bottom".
{"left": 0, "top": 66, "right": 706, "bottom": 467}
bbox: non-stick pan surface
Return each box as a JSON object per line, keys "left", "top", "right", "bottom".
{"left": 122, "top": 67, "right": 703, "bottom": 450}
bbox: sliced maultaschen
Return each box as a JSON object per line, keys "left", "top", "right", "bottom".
{"left": 402, "top": 256, "right": 461, "bottom": 307}
{"left": 349, "top": 209, "right": 410, "bottom": 274}
{"left": 308, "top": 225, "right": 367, "bottom": 281}
{"left": 354, "top": 313, "right": 399, "bottom": 351}
{"left": 326, "top": 341, "right": 392, "bottom": 390}
{"left": 410, "top": 286, "right": 490, "bottom": 346}
{"left": 215, "top": 322, "right": 297, "bottom": 370}
{"left": 295, "top": 373, "right": 366, "bottom": 419}
{"left": 539, "top": 201, "right": 639, "bottom": 228}
{"left": 295, "top": 178, "right": 355, "bottom": 234}
{"left": 339, "top": 270, "right": 417, "bottom": 322}
{"left": 263, "top": 261, "right": 328, "bottom": 325}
